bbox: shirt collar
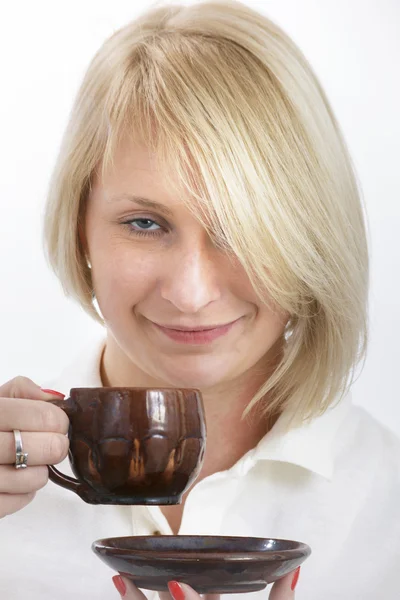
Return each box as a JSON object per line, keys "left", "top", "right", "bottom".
{"left": 53, "top": 334, "right": 351, "bottom": 482}
{"left": 249, "top": 391, "right": 352, "bottom": 481}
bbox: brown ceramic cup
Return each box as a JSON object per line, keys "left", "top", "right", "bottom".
{"left": 47, "top": 387, "right": 206, "bottom": 505}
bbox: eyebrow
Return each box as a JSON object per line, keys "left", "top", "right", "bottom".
{"left": 110, "top": 193, "right": 174, "bottom": 217}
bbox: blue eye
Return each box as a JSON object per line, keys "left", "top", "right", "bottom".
{"left": 130, "top": 218, "right": 160, "bottom": 231}
{"left": 123, "top": 218, "right": 164, "bottom": 237}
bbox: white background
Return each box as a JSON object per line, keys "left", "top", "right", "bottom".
{"left": 0, "top": 1, "right": 399, "bottom": 435}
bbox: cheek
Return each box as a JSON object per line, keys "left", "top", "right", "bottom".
{"left": 91, "top": 242, "right": 160, "bottom": 309}
{"left": 257, "top": 304, "right": 290, "bottom": 345}
{"left": 233, "top": 265, "right": 289, "bottom": 325}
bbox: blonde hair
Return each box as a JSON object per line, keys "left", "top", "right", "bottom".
{"left": 44, "top": 0, "right": 369, "bottom": 429}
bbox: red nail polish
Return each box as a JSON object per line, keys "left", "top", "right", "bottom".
{"left": 291, "top": 567, "right": 301, "bottom": 591}
{"left": 112, "top": 575, "right": 126, "bottom": 597}
{"left": 41, "top": 389, "right": 65, "bottom": 398}
{"left": 168, "top": 581, "right": 185, "bottom": 600}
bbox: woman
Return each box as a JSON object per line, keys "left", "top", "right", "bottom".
{"left": 0, "top": 1, "right": 399, "bottom": 599}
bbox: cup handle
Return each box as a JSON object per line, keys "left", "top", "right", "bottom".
{"left": 45, "top": 396, "right": 90, "bottom": 498}
{"left": 47, "top": 464, "right": 83, "bottom": 494}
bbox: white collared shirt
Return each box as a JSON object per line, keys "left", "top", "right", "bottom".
{"left": 1, "top": 335, "right": 400, "bottom": 599}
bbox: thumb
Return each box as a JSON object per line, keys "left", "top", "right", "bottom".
{"left": 268, "top": 567, "right": 301, "bottom": 600}
{"left": 0, "top": 375, "right": 65, "bottom": 400}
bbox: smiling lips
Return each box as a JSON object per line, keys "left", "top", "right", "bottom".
{"left": 151, "top": 318, "right": 242, "bottom": 345}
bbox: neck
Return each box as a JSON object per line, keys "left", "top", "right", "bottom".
{"left": 100, "top": 334, "right": 282, "bottom": 475}
{"left": 197, "top": 386, "right": 279, "bottom": 477}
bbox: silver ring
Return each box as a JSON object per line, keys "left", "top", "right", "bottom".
{"left": 13, "top": 429, "right": 28, "bottom": 469}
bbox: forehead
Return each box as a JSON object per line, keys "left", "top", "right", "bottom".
{"left": 100, "top": 135, "right": 162, "bottom": 181}
{"left": 91, "top": 135, "right": 212, "bottom": 221}
{"left": 90, "top": 136, "right": 174, "bottom": 205}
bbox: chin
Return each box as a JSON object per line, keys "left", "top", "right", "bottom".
{"left": 164, "top": 374, "right": 226, "bottom": 391}
{"left": 158, "top": 357, "right": 234, "bottom": 390}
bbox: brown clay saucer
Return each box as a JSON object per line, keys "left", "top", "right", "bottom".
{"left": 92, "top": 535, "right": 311, "bottom": 594}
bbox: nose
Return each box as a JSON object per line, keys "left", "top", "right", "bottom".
{"left": 160, "top": 242, "right": 221, "bottom": 314}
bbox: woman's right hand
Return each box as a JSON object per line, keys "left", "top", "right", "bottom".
{"left": 0, "top": 376, "right": 70, "bottom": 518}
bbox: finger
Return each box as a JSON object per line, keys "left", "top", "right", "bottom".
{"left": 0, "top": 491, "right": 36, "bottom": 517}
{"left": 268, "top": 568, "right": 300, "bottom": 600}
{"left": 168, "top": 581, "right": 204, "bottom": 600}
{"left": 0, "top": 431, "right": 69, "bottom": 466}
{"left": 112, "top": 576, "right": 148, "bottom": 599}
{"left": 159, "top": 588, "right": 219, "bottom": 600}
{"left": 0, "top": 397, "right": 69, "bottom": 433}
{"left": 0, "top": 376, "right": 63, "bottom": 400}
{"left": 0, "top": 464, "right": 48, "bottom": 493}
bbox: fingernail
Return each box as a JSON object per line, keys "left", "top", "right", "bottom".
{"left": 168, "top": 581, "right": 186, "bottom": 600}
{"left": 291, "top": 567, "right": 301, "bottom": 591}
{"left": 112, "top": 575, "right": 126, "bottom": 597}
{"left": 41, "top": 389, "right": 65, "bottom": 398}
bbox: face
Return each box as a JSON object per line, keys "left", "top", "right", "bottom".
{"left": 84, "top": 136, "right": 289, "bottom": 391}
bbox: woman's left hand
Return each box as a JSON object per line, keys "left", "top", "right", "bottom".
{"left": 112, "top": 568, "right": 300, "bottom": 600}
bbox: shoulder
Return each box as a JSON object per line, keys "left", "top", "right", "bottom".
{"left": 349, "top": 403, "right": 400, "bottom": 455}
{"left": 336, "top": 402, "right": 400, "bottom": 483}
{"left": 41, "top": 334, "right": 105, "bottom": 393}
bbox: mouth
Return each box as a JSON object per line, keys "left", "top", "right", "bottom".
{"left": 149, "top": 317, "right": 243, "bottom": 345}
